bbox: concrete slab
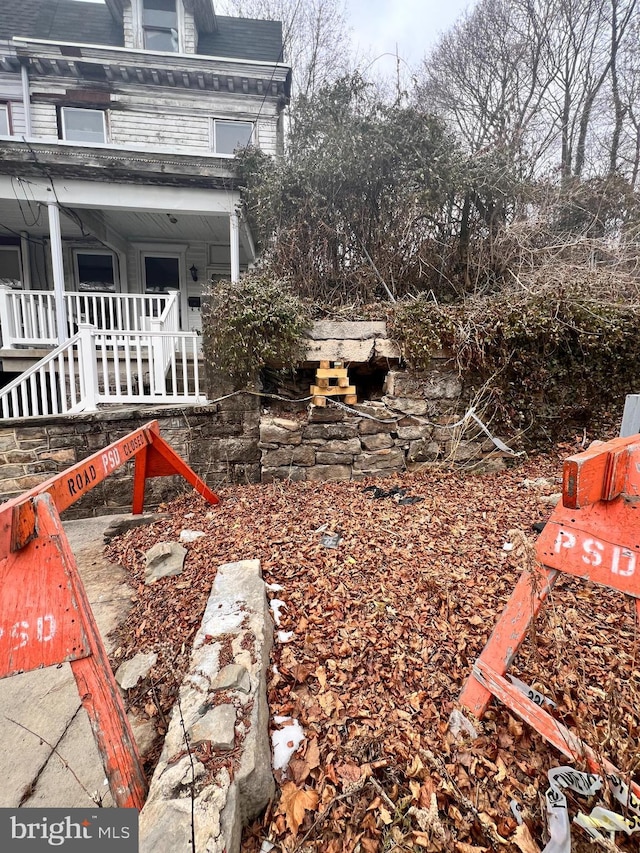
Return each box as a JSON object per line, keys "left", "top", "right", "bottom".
{"left": 0, "top": 514, "right": 133, "bottom": 808}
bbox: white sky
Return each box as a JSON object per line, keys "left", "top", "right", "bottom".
{"left": 345, "top": 0, "right": 474, "bottom": 70}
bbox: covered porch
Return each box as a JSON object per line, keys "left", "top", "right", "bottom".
{"left": 0, "top": 176, "right": 254, "bottom": 358}
{"left": 0, "top": 177, "right": 255, "bottom": 416}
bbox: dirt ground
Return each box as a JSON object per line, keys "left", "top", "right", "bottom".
{"left": 106, "top": 439, "right": 640, "bottom": 853}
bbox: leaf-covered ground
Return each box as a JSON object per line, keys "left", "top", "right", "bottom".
{"left": 107, "top": 445, "right": 640, "bottom": 853}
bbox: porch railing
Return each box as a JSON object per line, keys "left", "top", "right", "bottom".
{"left": 0, "top": 286, "right": 179, "bottom": 348}
{"left": 0, "top": 324, "right": 206, "bottom": 419}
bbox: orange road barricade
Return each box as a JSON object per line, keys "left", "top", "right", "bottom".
{"left": 460, "top": 434, "right": 640, "bottom": 796}
{"left": 0, "top": 420, "right": 219, "bottom": 809}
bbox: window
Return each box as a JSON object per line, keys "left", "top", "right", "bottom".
{"left": 144, "top": 255, "right": 180, "bottom": 294}
{"left": 60, "top": 108, "right": 107, "bottom": 144}
{"left": 0, "top": 104, "right": 10, "bottom": 136}
{"left": 143, "top": 0, "right": 178, "bottom": 52}
{"left": 0, "top": 246, "right": 22, "bottom": 288}
{"left": 213, "top": 120, "right": 254, "bottom": 156}
{"left": 75, "top": 251, "right": 117, "bottom": 292}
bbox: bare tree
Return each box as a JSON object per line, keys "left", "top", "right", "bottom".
{"left": 216, "top": 0, "right": 352, "bottom": 101}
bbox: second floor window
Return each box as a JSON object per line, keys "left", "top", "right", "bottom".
{"left": 0, "top": 104, "right": 10, "bottom": 136}
{"left": 213, "top": 120, "right": 254, "bottom": 156}
{"left": 60, "top": 108, "right": 107, "bottom": 144}
{"left": 143, "top": 0, "right": 178, "bottom": 52}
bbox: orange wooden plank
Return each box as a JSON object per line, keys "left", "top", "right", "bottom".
{"left": 475, "top": 660, "right": 640, "bottom": 799}
{"left": 0, "top": 500, "right": 90, "bottom": 678}
{"left": 32, "top": 496, "right": 148, "bottom": 809}
{"left": 536, "top": 500, "right": 640, "bottom": 598}
{"left": 459, "top": 565, "right": 558, "bottom": 717}
{"left": 141, "top": 433, "right": 220, "bottom": 505}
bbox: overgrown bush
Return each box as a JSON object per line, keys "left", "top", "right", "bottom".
{"left": 202, "top": 273, "right": 310, "bottom": 390}
{"left": 390, "top": 267, "right": 640, "bottom": 440}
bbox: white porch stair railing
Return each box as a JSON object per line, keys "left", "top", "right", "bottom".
{"left": 0, "top": 286, "right": 179, "bottom": 348}
{"left": 0, "top": 325, "right": 206, "bottom": 419}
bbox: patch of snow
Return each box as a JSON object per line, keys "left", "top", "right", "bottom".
{"left": 266, "top": 582, "right": 284, "bottom": 592}
{"left": 277, "top": 631, "right": 294, "bottom": 643}
{"left": 270, "top": 599, "right": 286, "bottom": 625}
{"left": 259, "top": 842, "right": 275, "bottom": 853}
{"left": 271, "top": 717, "right": 305, "bottom": 771}
{"left": 180, "top": 529, "right": 206, "bottom": 543}
{"left": 184, "top": 512, "right": 195, "bottom": 519}
{"left": 272, "top": 664, "right": 279, "bottom": 675}
{"left": 502, "top": 542, "right": 514, "bottom": 552}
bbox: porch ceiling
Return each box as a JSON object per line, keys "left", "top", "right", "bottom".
{"left": 0, "top": 200, "right": 253, "bottom": 261}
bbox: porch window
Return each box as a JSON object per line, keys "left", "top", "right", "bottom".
{"left": 0, "top": 246, "right": 22, "bottom": 288}
{"left": 144, "top": 255, "right": 180, "bottom": 293}
{"left": 143, "top": 0, "right": 179, "bottom": 52}
{"left": 75, "top": 251, "right": 117, "bottom": 292}
{"left": 0, "top": 104, "right": 10, "bottom": 136}
{"left": 213, "top": 120, "right": 254, "bottom": 156}
{"left": 60, "top": 108, "right": 107, "bottom": 144}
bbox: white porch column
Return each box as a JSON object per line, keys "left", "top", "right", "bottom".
{"left": 20, "top": 232, "right": 31, "bottom": 289}
{"left": 47, "top": 202, "right": 69, "bottom": 344}
{"left": 230, "top": 212, "right": 240, "bottom": 283}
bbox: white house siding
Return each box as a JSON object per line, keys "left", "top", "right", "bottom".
{"left": 184, "top": 10, "right": 197, "bottom": 54}
{"left": 0, "top": 73, "right": 26, "bottom": 136}
{"left": 123, "top": 3, "right": 136, "bottom": 50}
{"left": 29, "top": 101, "right": 59, "bottom": 140}
{"left": 109, "top": 108, "right": 211, "bottom": 150}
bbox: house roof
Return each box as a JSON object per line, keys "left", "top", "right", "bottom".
{"left": 0, "top": 2, "right": 284, "bottom": 63}
{"left": 198, "top": 16, "right": 283, "bottom": 62}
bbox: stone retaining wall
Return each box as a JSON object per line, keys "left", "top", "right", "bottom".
{"left": 0, "top": 395, "right": 259, "bottom": 517}
{"left": 0, "top": 363, "right": 510, "bottom": 512}
{"left": 260, "top": 368, "right": 509, "bottom": 482}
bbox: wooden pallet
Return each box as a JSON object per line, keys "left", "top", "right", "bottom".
{"left": 311, "top": 361, "right": 357, "bottom": 406}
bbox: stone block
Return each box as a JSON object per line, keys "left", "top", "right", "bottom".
{"left": 445, "top": 440, "right": 483, "bottom": 461}
{"left": 308, "top": 438, "right": 361, "bottom": 454}
{"left": 308, "top": 406, "right": 348, "bottom": 423}
{"left": 261, "top": 445, "right": 315, "bottom": 467}
{"left": 145, "top": 542, "right": 187, "bottom": 584}
{"left": 40, "top": 448, "right": 76, "bottom": 464}
{"left": 212, "top": 664, "right": 251, "bottom": 694}
{"left": 397, "top": 424, "right": 433, "bottom": 440}
{"left": 0, "top": 474, "right": 49, "bottom": 493}
{"left": 384, "top": 366, "right": 455, "bottom": 396}
{"left": 352, "top": 448, "right": 405, "bottom": 472}
{"left": 373, "top": 338, "right": 402, "bottom": 359}
{"left": 383, "top": 397, "right": 429, "bottom": 416}
{"left": 211, "top": 439, "right": 260, "bottom": 463}
{"left": 360, "top": 433, "right": 394, "bottom": 451}
{"left": 407, "top": 440, "right": 440, "bottom": 462}
{"left": 302, "top": 423, "right": 359, "bottom": 441}
{"left": 14, "top": 426, "right": 48, "bottom": 440}
{"left": 352, "top": 402, "right": 396, "bottom": 420}
{"left": 86, "top": 433, "right": 110, "bottom": 451}
{"left": 116, "top": 652, "right": 159, "bottom": 690}
{"left": 0, "top": 433, "right": 17, "bottom": 452}
{"left": 308, "top": 320, "right": 387, "bottom": 341}
{"left": 305, "top": 339, "right": 374, "bottom": 363}
{"left": 0, "top": 464, "right": 28, "bottom": 479}
{"left": 305, "top": 465, "right": 352, "bottom": 482}
{"left": 358, "top": 418, "right": 395, "bottom": 435}
{"left": 315, "top": 452, "right": 354, "bottom": 465}
{"left": 3, "top": 449, "right": 36, "bottom": 463}
{"left": 261, "top": 467, "right": 307, "bottom": 483}
{"left": 189, "top": 705, "right": 237, "bottom": 751}
{"left": 48, "top": 435, "right": 88, "bottom": 450}
{"left": 259, "top": 421, "right": 302, "bottom": 445}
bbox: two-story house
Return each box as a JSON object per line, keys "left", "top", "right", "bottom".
{"left": 0, "top": 0, "right": 290, "bottom": 416}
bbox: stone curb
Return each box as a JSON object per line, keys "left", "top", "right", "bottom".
{"left": 140, "top": 559, "right": 274, "bottom": 853}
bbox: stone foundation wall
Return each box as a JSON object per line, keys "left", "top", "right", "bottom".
{"left": 0, "top": 363, "right": 510, "bottom": 516}
{"left": 0, "top": 396, "right": 260, "bottom": 517}
{"left": 259, "top": 367, "right": 510, "bottom": 482}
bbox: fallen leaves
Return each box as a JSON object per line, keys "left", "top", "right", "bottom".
{"left": 277, "top": 781, "right": 320, "bottom": 836}
{"left": 106, "top": 448, "right": 640, "bottom": 853}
